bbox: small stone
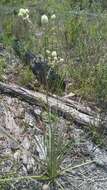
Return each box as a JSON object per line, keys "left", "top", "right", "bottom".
{"left": 14, "top": 150, "right": 21, "bottom": 161}
{"left": 22, "top": 136, "right": 30, "bottom": 150}
{"left": 34, "top": 107, "right": 42, "bottom": 116}
{"left": 22, "top": 151, "right": 28, "bottom": 164}
{"left": 42, "top": 184, "right": 50, "bottom": 190}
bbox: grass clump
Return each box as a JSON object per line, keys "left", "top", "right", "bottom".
{"left": 19, "top": 66, "right": 35, "bottom": 87}
{"left": 0, "top": 114, "right": 95, "bottom": 189}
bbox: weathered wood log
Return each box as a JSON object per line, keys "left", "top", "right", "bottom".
{"left": 0, "top": 82, "right": 101, "bottom": 127}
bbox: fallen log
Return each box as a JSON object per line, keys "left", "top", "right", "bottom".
{"left": 0, "top": 82, "right": 101, "bottom": 127}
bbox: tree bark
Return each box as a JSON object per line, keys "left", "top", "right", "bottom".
{"left": 0, "top": 82, "right": 101, "bottom": 127}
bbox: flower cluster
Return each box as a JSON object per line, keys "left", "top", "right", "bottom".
{"left": 46, "top": 50, "right": 64, "bottom": 68}
{"left": 41, "top": 14, "right": 56, "bottom": 25}
{"left": 18, "top": 8, "right": 30, "bottom": 20}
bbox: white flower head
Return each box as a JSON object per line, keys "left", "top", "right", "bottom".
{"left": 23, "top": 15, "right": 30, "bottom": 22}
{"left": 59, "top": 58, "right": 64, "bottom": 63}
{"left": 41, "top": 14, "right": 49, "bottom": 25}
{"left": 18, "top": 8, "right": 29, "bottom": 20}
{"left": 18, "top": 8, "right": 24, "bottom": 16}
{"left": 54, "top": 56, "right": 58, "bottom": 61}
{"left": 48, "top": 57, "right": 51, "bottom": 62}
{"left": 25, "top": 9, "right": 29, "bottom": 14}
{"left": 52, "top": 51, "right": 57, "bottom": 57}
{"left": 51, "top": 14, "right": 56, "bottom": 20}
{"left": 46, "top": 50, "right": 50, "bottom": 54}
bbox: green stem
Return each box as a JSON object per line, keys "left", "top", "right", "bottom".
{"left": 0, "top": 175, "right": 50, "bottom": 183}
{"left": 61, "top": 160, "right": 95, "bottom": 174}
{"left": 56, "top": 180, "right": 64, "bottom": 190}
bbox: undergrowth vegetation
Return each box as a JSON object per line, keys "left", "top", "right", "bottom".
{"left": 0, "top": 0, "right": 107, "bottom": 189}
{"left": 0, "top": 0, "right": 107, "bottom": 103}
{"left": 0, "top": 113, "right": 94, "bottom": 189}
{"left": 19, "top": 66, "right": 35, "bottom": 87}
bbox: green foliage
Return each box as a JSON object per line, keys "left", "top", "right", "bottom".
{"left": 94, "top": 63, "right": 107, "bottom": 102}
{"left": 19, "top": 66, "right": 35, "bottom": 86}
{"left": 87, "top": 124, "right": 104, "bottom": 146}
{"left": 0, "top": 12, "right": 14, "bottom": 46}
{"left": 0, "top": 0, "right": 32, "bottom": 5}
{"left": 42, "top": 112, "right": 59, "bottom": 123}
{"left": 0, "top": 58, "right": 6, "bottom": 81}
{"left": 0, "top": 1, "right": 105, "bottom": 189}
{"left": 63, "top": 10, "right": 107, "bottom": 103}
{"left": 0, "top": 0, "right": 107, "bottom": 102}
{"left": 44, "top": 122, "right": 71, "bottom": 180}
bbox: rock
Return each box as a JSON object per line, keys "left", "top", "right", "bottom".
{"left": 42, "top": 184, "right": 50, "bottom": 190}
{"left": 34, "top": 106, "right": 42, "bottom": 116}
{"left": 14, "top": 150, "right": 21, "bottom": 161}
{"left": 22, "top": 137, "right": 30, "bottom": 150}
{"left": 25, "top": 51, "right": 66, "bottom": 93}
